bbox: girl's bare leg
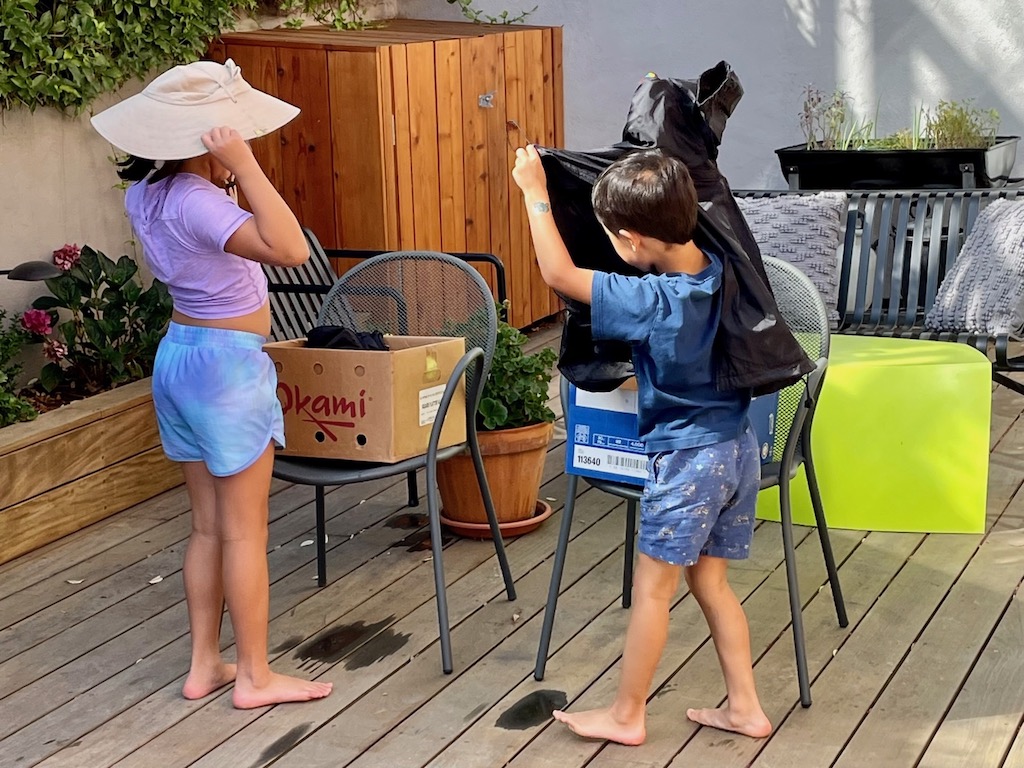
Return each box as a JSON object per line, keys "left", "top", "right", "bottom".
{"left": 215, "top": 444, "right": 332, "bottom": 709}
{"left": 180, "top": 461, "right": 236, "bottom": 699}
{"left": 552, "top": 553, "right": 681, "bottom": 745}
{"left": 683, "top": 555, "right": 771, "bottom": 737}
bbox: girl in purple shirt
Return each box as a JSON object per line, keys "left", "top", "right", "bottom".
{"left": 92, "top": 60, "right": 333, "bottom": 709}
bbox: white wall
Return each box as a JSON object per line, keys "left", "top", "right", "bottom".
{"left": 0, "top": 84, "right": 145, "bottom": 315}
{"left": 402, "top": 0, "right": 1024, "bottom": 188}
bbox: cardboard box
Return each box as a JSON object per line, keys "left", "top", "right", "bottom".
{"left": 265, "top": 336, "right": 467, "bottom": 462}
{"left": 566, "top": 379, "right": 780, "bottom": 486}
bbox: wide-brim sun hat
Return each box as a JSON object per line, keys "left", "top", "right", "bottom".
{"left": 91, "top": 59, "right": 300, "bottom": 161}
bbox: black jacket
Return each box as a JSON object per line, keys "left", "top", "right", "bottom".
{"left": 540, "top": 63, "right": 813, "bottom": 395}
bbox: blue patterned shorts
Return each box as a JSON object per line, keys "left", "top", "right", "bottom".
{"left": 638, "top": 426, "right": 760, "bottom": 567}
{"left": 153, "top": 322, "right": 285, "bottom": 477}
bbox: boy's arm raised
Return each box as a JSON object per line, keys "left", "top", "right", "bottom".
{"left": 513, "top": 145, "right": 595, "bottom": 304}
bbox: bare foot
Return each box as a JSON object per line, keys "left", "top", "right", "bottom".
{"left": 552, "top": 708, "right": 646, "bottom": 746}
{"left": 182, "top": 662, "right": 237, "bottom": 700}
{"left": 232, "top": 671, "right": 333, "bottom": 709}
{"left": 686, "top": 704, "right": 773, "bottom": 738}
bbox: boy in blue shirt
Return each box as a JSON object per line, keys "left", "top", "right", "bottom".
{"left": 513, "top": 145, "right": 772, "bottom": 745}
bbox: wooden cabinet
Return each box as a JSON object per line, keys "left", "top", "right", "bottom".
{"left": 212, "top": 19, "right": 563, "bottom": 328}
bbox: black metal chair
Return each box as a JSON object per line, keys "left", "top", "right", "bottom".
{"left": 271, "top": 251, "right": 517, "bottom": 674}
{"left": 534, "top": 256, "right": 847, "bottom": 708}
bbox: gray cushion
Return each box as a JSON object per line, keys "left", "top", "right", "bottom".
{"left": 925, "top": 199, "right": 1024, "bottom": 338}
{"left": 735, "top": 192, "right": 846, "bottom": 327}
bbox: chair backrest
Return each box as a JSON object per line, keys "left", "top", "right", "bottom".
{"left": 263, "top": 228, "right": 337, "bottom": 341}
{"left": 317, "top": 250, "right": 498, "bottom": 404}
{"left": 761, "top": 256, "right": 831, "bottom": 460}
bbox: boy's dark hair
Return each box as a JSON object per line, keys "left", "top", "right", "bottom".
{"left": 591, "top": 149, "right": 698, "bottom": 245}
{"left": 116, "top": 155, "right": 183, "bottom": 183}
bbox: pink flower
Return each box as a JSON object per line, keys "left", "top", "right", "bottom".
{"left": 43, "top": 338, "right": 68, "bottom": 362}
{"left": 21, "top": 309, "right": 53, "bottom": 336}
{"left": 52, "top": 243, "right": 81, "bottom": 271}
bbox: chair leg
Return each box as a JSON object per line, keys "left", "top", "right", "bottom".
{"left": 425, "top": 459, "right": 454, "bottom": 674}
{"left": 622, "top": 500, "right": 637, "bottom": 609}
{"left": 535, "top": 473, "right": 579, "bottom": 681}
{"left": 406, "top": 470, "right": 420, "bottom": 507}
{"left": 993, "top": 370, "right": 1024, "bottom": 397}
{"left": 780, "top": 473, "right": 812, "bottom": 708}
{"left": 804, "top": 452, "right": 848, "bottom": 628}
{"left": 469, "top": 437, "right": 516, "bottom": 601}
{"left": 315, "top": 486, "right": 327, "bottom": 588}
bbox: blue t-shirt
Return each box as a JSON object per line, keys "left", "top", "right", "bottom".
{"left": 591, "top": 252, "right": 751, "bottom": 454}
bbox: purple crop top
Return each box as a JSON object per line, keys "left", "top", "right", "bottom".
{"left": 125, "top": 173, "right": 267, "bottom": 319}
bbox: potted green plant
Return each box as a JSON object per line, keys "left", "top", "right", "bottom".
{"left": 775, "top": 86, "right": 1020, "bottom": 189}
{"left": 436, "top": 313, "right": 557, "bottom": 538}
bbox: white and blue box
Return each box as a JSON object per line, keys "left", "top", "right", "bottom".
{"left": 566, "top": 379, "right": 780, "bottom": 486}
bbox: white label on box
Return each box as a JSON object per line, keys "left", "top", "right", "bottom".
{"left": 419, "top": 384, "right": 446, "bottom": 426}
{"left": 573, "top": 445, "right": 648, "bottom": 480}
{"left": 575, "top": 387, "right": 638, "bottom": 415}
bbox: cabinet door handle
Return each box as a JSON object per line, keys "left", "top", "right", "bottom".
{"left": 478, "top": 91, "right": 496, "bottom": 109}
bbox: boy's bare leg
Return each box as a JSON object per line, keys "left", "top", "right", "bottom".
{"left": 181, "top": 461, "right": 236, "bottom": 699}
{"left": 216, "top": 444, "right": 333, "bottom": 709}
{"left": 552, "top": 553, "right": 681, "bottom": 745}
{"left": 683, "top": 555, "right": 772, "bottom": 737}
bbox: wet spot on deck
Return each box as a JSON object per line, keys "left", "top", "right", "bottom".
{"left": 387, "top": 512, "right": 428, "bottom": 529}
{"left": 495, "top": 690, "right": 568, "bottom": 730}
{"left": 254, "top": 723, "right": 311, "bottom": 767}
{"left": 293, "top": 618, "right": 392, "bottom": 670}
{"left": 392, "top": 529, "right": 454, "bottom": 552}
{"left": 343, "top": 627, "right": 411, "bottom": 670}
{"left": 271, "top": 634, "right": 305, "bottom": 654}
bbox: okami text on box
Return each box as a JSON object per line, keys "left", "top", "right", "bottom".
{"left": 264, "top": 336, "right": 466, "bottom": 463}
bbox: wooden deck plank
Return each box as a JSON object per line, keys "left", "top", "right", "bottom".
{"left": 116, "top": 463, "right": 578, "bottom": 768}
{"left": 747, "top": 532, "right": 982, "bottom": 767}
{"left": 202, "top": 487, "right": 626, "bottom": 768}
{"left": 433, "top": 524, "right": 853, "bottom": 768}
{"left": 917, "top": 578, "right": 1024, "bottom": 767}
{"left": 0, "top": 474, "right": 426, "bottom": 756}
{"left": 30, "top": 444, "right": 570, "bottom": 768}
{"left": 665, "top": 531, "right": 924, "bottom": 768}
{"left": 0, "top": 476, "right": 391, "bottom": 670}
{"left": 831, "top": 519, "right": 1024, "bottom": 766}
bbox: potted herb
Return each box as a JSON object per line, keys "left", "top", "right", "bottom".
{"left": 436, "top": 313, "right": 557, "bottom": 537}
{"left": 775, "top": 86, "right": 1020, "bottom": 189}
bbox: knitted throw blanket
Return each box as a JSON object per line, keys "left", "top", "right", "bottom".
{"left": 925, "top": 199, "right": 1024, "bottom": 339}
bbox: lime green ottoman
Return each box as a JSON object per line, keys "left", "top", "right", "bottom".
{"left": 757, "top": 335, "right": 991, "bottom": 533}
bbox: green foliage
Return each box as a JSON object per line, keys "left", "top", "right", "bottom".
{"left": 478, "top": 314, "right": 556, "bottom": 430}
{"left": 30, "top": 246, "right": 172, "bottom": 397}
{"left": 926, "top": 99, "right": 999, "bottom": 149}
{"left": 0, "top": 310, "right": 37, "bottom": 428}
{"left": 0, "top": 0, "right": 253, "bottom": 113}
{"left": 800, "top": 85, "right": 1002, "bottom": 151}
{"left": 799, "top": 86, "right": 875, "bottom": 150}
{"left": 445, "top": 0, "right": 536, "bottom": 24}
{"left": 263, "top": 0, "right": 369, "bottom": 30}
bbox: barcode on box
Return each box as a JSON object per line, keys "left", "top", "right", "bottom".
{"left": 607, "top": 454, "right": 646, "bottom": 471}
{"left": 572, "top": 445, "right": 648, "bottom": 480}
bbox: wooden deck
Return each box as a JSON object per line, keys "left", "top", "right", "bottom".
{"left": 2, "top": 321, "right": 1024, "bottom": 768}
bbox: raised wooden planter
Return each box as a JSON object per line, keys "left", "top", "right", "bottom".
{"left": 0, "top": 378, "right": 181, "bottom": 565}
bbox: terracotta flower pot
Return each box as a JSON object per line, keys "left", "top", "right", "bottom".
{"left": 437, "top": 420, "right": 554, "bottom": 536}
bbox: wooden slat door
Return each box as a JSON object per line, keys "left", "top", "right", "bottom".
{"left": 276, "top": 47, "right": 337, "bottom": 247}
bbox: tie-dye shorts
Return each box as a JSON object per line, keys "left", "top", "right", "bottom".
{"left": 638, "top": 425, "right": 760, "bottom": 567}
{"left": 152, "top": 322, "right": 285, "bottom": 477}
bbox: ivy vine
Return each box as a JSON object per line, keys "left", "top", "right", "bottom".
{"left": 0, "top": 0, "right": 535, "bottom": 113}
{"left": 0, "top": 0, "right": 253, "bottom": 113}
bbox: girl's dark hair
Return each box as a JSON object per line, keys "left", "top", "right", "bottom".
{"left": 591, "top": 149, "right": 698, "bottom": 245}
{"left": 116, "top": 155, "right": 184, "bottom": 183}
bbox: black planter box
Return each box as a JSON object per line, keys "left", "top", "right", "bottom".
{"left": 775, "top": 136, "right": 1020, "bottom": 190}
